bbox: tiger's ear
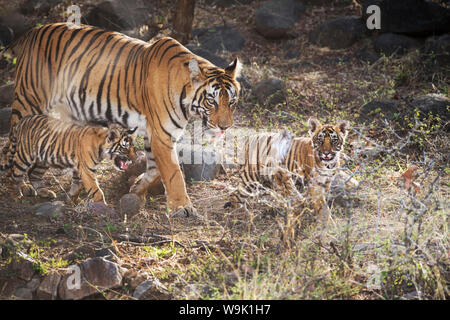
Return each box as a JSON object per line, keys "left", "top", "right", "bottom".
{"left": 189, "top": 58, "right": 205, "bottom": 84}
{"left": 225, "top": 57, "right": 242, "bottom": 79}
{"left": 307, "top": 117, "right": 321, "bottom": 136}
{"left": 338, "top": 120, "right": 350, "bottom": 137}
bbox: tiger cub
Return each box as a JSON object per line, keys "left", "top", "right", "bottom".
{"left": 226, "top": 117, "right": 349, "bottom": 219}
{"left": 1, "top": 115, "right": 137, "bottom": 204}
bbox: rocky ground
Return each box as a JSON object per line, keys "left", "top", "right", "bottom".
{"left": 0, "top": 0, "right": 448, "bottom": 300}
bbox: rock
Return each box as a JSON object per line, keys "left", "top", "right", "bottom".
{"left": 84, "top": 1, "right": 132, "bottom": 31}
{"left": 359, "top": 99, "right": 402, "bottom": 123}
{"left": 186, "top": 44, "right": 229, "bottom": 68}
{"left": 356, "top": 46, "right": 380, "bottom": 64}
{"left": 373, "top": 33, "right": 422, "bottom": 56}
{"left": 86, "top": 202, "right": 118, "bottom": 218}
{"left": 178, "top": 143, "right": 222, "bottom": 182}
{"left": 362, "top": 0, "right": 450, "bottom": 36}
{"left": 422, "top": 34, "right": 450, "bottom": 71}
{"left": 83, "top": 0, "right": 152, "bottom": 31}
{"left": 37, "top": 273, "right": 60, "bottom": 300}
{"left": 33, "top": 201, "right": 66, "bottom": 219}
{"left": 119, "top": 193, "right": 141, "bottom": 218}
{"left": 309, "top": 16, "right": 366, "bottom": 49}
{"left": 0, "top": 12, "right": 32, "bottom": 40}
{"left": 0, "top": 24, "right": 13, "bottom": 47}
{"left": 11, "top": 252, "right": 37, "bottom": 281}
{"left": 13, "top": 287, "right": 33, "bottom": 300}
{"left": 411, "top": 94, "right": 449, "bottom": 121}
{"left": 0, "top": 107, "right": 11, "bottom": 134}
{"left": 58, "top": 257, "right": 123, "bottom": 300}
{"left": 26, "top": 276, "right": 41, "bottom": 292}
{"left": 255, "top": 0, "right": 305, "bottom": 39}
{"left": 20, "top": 0, "right": 59, "bottom": 16}
{"left": 132, "top": 278, "right": 170, "bottom": 300}
{"left": 192, "top": 25, "right": 245, "bottom": 53}
{"left": 0, "top": 83, "right": 14, "bottom": 107}
{"left": 252, "top": 78, "right": 286, "bottom": 106}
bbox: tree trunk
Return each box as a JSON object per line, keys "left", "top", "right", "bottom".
{"left": 172, "top": 0, "right": 196, "bottom": 44}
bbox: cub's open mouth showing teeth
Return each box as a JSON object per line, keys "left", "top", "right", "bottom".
{"left": 320, "top": 154, "right": 334, "bottom": 161}
{"left": 114, "top": 156, "right": 131, "bottom": 171}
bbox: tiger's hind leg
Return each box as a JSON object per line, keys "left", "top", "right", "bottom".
{"left": 11, "top": 161, "right": 36, "bottom": 198}
{"left": 28, "top": 162, "right": 56, "bottom": 199}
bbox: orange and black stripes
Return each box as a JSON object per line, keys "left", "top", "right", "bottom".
{"left": 1, "top": 114, "right": 137, "bottom": 204}
{"left": 3, "top": 22, "right": 242, "bottom": 211}
{"left": 226, "top": 119, "right": 350, "bottom": 216}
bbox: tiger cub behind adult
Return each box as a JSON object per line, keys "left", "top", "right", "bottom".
{"left": 1, "top": 115, "right": 137, "bottom": 204}
{"left": 227, "top": 117, "right": 350, "bottom": 219}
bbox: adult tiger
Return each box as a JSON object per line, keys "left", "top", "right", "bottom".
{"left": 226, "top": 118, "right": 350, "bottom": 220}
{"left": 2, "top": 23, "right": 242, "bottom": 216}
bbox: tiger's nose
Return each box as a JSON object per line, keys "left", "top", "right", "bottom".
{"left": 218, "top": 125, "right": 230, "bottom": 131}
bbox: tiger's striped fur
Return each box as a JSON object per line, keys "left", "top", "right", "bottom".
{"left": 2, "top": 23, "right": 242, "bottom": 215}
{"left": 226, "top": 118, "right": 349, "bottom": 219}
{"left": 1, "top": 114, "right": 137, "bottom": 204}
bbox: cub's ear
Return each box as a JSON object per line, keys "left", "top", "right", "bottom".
{"left": 338, "top": 120, "right": 350, "bottom": 137}
{"left": 225, "top": 57, "right": 242, "bottom": 79}
{"left": 307, "top": 117, "right": 321, "bottom": 136}
{"left": 106, "top": 130, "right": 117, "bottom": 143}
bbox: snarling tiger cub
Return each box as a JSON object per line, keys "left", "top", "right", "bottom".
{"left": 0, "top": 114, "right": 137, "bottom": 204}
{"left": 2, "top": 23, "right": 242, "bottom": 216}
{"left": 226, "top": 117, "right": 349, "bottom": 219}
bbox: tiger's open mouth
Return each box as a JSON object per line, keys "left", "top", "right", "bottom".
{"left": 113, "top": 155, "right": 132, "bottom": 171}
{"left": 319, "top": 153, "right": 335, "bottom": 162}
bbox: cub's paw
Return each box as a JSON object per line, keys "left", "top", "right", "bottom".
{"left": 19, "top": 183, "right": 37, "bottom": 197}
{"left": 37, "top": 188, "right": 57, "bottom": 199}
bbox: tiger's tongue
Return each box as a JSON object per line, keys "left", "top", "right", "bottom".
{"left": 120, "top": 161, "right": 129, "bottom": 170}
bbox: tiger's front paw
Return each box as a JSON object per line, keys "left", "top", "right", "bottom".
{"left": 170, "top": 203, "right": 203, "bottom": 220}
{"left": 37, "top": 188, "right": 57, "bottom": 199}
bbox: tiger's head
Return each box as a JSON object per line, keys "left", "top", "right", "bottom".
{"left": 188, "top": 57, "right": 242, "bottom": 135}
{"left": 308, "top": 117, "right": 349, "bottom": 167}
{"left": 104, "top": 126, "right": 138, "bottom": 171}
